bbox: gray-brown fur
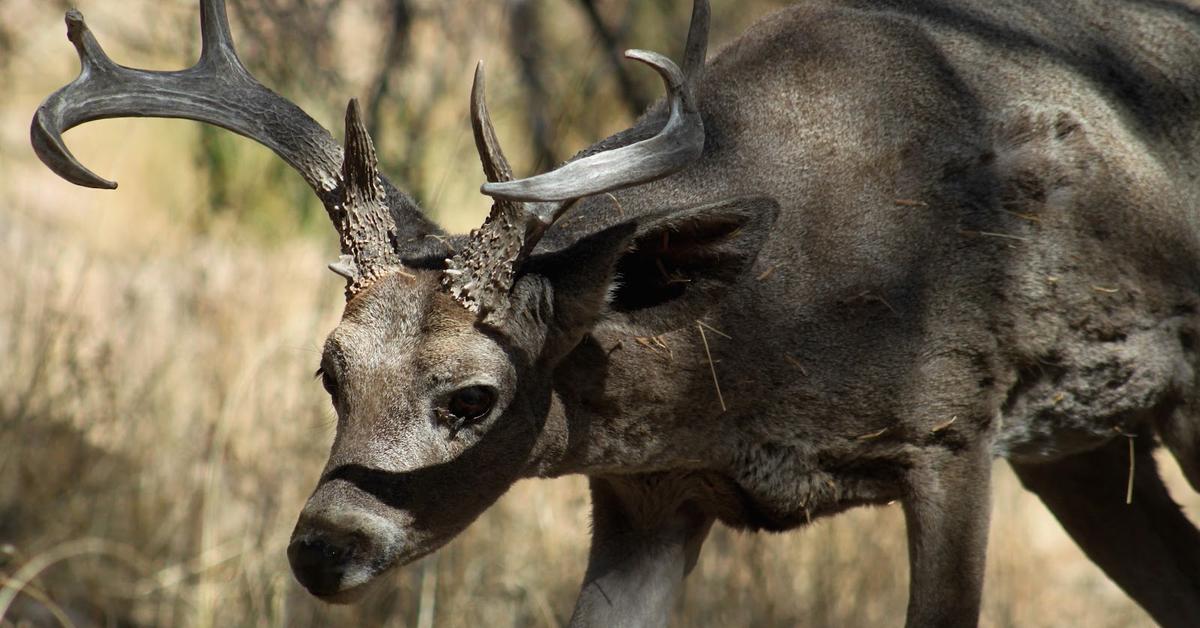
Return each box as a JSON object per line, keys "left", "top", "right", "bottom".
{"left": 35, "top": 0, "right": 1200, "bottom": 626}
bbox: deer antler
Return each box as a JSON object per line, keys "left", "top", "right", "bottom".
{"left": 31, "top": 0, "right": 440, "bottom": 296}
{"left": 442, "top": 63, "right": 530, "bottom": 319}
{"left": 444, "top": 0, "right": 710, "bottom": 321}
{"left": 478, "top": 50, "right": 702, "bottom": 205}
{"left": 481, "top": 0, "right": 709, "bottom": 208}
{"left": 328, "top": 99, "right": 404, "bottom": 296}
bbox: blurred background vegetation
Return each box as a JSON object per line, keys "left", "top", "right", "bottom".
{"left": 0, "top": 0, "right": 1194, "bottom": 626}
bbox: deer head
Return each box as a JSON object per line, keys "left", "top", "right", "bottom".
{"left": 34, "top": 0, "right": 777, "bottom": 600}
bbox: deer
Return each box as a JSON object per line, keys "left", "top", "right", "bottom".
{"left": 32, "top": 0, "right": 1200, "bottom": 625}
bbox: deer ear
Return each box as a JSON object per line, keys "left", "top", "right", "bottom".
{"left": 534, "top": 195, "right": 779, "bottom": 338}
{"left": 604, "top": 195, "right": 779, "bottom": 335}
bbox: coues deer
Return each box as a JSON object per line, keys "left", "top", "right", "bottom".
{"left": 32, "top": 0, "right": 1200, "bottom": 625}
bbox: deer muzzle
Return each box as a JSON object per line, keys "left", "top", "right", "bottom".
{"left": 288, "top": 480, "right": 404, "bottom": 601}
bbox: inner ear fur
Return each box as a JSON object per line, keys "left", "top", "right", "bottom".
{"left": 606, "top": 195, "right": 779, "bottom": 335}
{"left": 520, "top": 195, "right": 778, "bottom": 343}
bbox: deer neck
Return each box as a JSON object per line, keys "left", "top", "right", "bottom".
{"left": 523, "top": 327, "right": 727, "bottom": 478}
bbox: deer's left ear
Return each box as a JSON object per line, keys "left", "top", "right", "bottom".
{"left": 532, "top": 195, "right": 779, "bottom": 338}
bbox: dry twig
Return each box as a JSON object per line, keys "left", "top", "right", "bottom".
{"left": 633, "top": 336, "right": 673, "bottom": 361}
{"left": 856, "top": 426, "right": 889, "bottom": 441}
{"left": 697, "top": 322, "right": 726, "bottom": 412}
{"left": 605, "top": 193, "right": 626, "bottom": 217}
{"left": 845, "top": 291, "right": 898, "bottom": 315}
{"left": 696, "top": 320, "right": 731, "bottom": 339}
{"left": 784, "top": 354, "right": 809, "bottom": 376}
{"left": 1114, "top": 426, "right": 1137, "bottom": 505}
{"left": 959, "top": 229, "right": 1031, "bottom": 242}
{"left": 931, "top": 415, "right": 958, "bottom": 433}
{"left": 999, "top": 208, "right": 1042, "bottom": 223}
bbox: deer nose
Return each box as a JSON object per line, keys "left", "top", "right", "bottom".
{"left": 287, "top": 534, "right": 355, "bottom": 597}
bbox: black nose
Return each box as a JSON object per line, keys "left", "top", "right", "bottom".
{"left": 288, "top": 535, "right": 353, "bottom": 597}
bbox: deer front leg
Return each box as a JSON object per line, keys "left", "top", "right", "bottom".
{"left": 569, "top": 475, "right": 714, "bottom": 628}
{"left": 902, "top": 442, "right": 993, "bottom": 628}
{"left": 1012, "top": 430, "right": 1200, "bottom": 628}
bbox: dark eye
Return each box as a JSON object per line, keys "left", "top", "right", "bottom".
{"left": 446, "top": 386, "right": 496, "bottom": 422}
{"left": 316, "top": 367, "right": 337, "bottom": 400}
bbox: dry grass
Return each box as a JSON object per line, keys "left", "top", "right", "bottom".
{"left": 3, "top": 1, "right": 1199, "bottom": 626}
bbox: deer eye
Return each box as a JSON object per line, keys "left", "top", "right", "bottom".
{"left": 316, "top": 367, "right": 337, "bottom": 400}
{"left": 445, "top": 386, "right": 497, "bottom": 422}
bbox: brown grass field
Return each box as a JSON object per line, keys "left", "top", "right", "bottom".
{"left": 2, "top": 0, "right": 1198, "bottom": 626}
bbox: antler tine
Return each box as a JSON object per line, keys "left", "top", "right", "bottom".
{"left": 198, "top": 0, "right": 244, "bottom": 71}
{"left": 682, "top": 0, "right": 710, "bottom": 99}
{"left": 471, "top": 61, "right": 515, "bottom": 184}
{"left": 342, "top": 100, "right": 383, "bottom": 199}
{"left": 31, "top": 10, "right": 127, "bottom": 189}
{"left": 479, "top": 0, "right": 709, "bottom": 206}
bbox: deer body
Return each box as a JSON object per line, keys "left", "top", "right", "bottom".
{"left": 543, "top": 0, "right": 1200, "bottom": 496}
{"left": 34, "top": 1, "right": 1200, "bottom": 626}
{"left": 528, "top": 4, "right": 1200, "bottom": 625}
